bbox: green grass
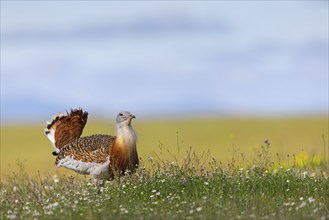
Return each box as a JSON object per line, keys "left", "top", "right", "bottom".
{"left": 1, "top": 150, "right": 328, "bottom": 220}
{"left": 1, "top": 117, "right": 328, "bottom": 219}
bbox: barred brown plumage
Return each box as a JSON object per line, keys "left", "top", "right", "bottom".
{"left": 44, "top": 109, "right": 138, "bottom": 180}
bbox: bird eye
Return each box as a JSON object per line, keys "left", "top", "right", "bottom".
{"left": 119, "top": 113, "right": 123, "bottom": 116}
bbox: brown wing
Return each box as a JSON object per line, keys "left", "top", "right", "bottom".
{"left": 45, "top": 108, "right": 88, "bottom": 149}
{"left": 55, "top": 134, "right": 115, "bottom": 165}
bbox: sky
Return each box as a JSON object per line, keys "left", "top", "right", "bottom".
{"left": 1, "top": 1, "right": 328, "bottom": 122}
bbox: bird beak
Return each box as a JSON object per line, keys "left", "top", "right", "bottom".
{"left": 130, "top": 114, "right": 136, "bottom": 119}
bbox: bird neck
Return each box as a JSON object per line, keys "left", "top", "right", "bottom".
{"left": 110, "top": 123, "right": 138, "bottom": 175}
{"left": 115, "top": 123, "right": 137, "bottom": 153}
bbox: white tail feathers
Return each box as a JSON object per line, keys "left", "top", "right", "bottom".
{"left": 44, "top": 112, "right": 69, "bottom": 154}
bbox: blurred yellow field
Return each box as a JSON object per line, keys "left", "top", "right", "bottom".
{"left": 1, "top": 117, "right": 328, "bottom": 180}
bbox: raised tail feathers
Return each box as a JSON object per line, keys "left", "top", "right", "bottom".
{"left": 44, "top": 108, "right": 88, "bottom": 155}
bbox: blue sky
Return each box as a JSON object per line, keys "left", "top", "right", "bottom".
{"left": 1, "top": 1, "right": 328, "bottom": 122}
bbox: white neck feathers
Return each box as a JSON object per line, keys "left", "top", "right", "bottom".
{"left": 116, "top": 123, "right": 137, "bottom": 152}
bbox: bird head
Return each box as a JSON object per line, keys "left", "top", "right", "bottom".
{"left": 116, "top": 111, "right": 136, "bottom": 125}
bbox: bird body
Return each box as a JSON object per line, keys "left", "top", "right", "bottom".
{"left": 44, "top": 109, "right": 138, "bottom": 180}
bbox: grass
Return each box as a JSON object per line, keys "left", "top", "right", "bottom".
{"left": 0, "top": 146, "right": 328, "bottom": 220}
{"left": 1, "top": 117, "right": 328, "bottom": 179}
{"left": 1, "top": 117, "right": 328, "bottom": 219}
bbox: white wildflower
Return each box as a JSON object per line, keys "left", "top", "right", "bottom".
{"left": 284, "top": 202, "right": 295, "bottom": 206}
{"left": 120, "top": 207, "right": 128, "bottom": 214}
{"left": 296, "top": 201, "right": 307, "bottom": 210}
{"left": 7, "top": 214, "right": 16, "bottom": 219}
{"left": 196, "top": 207, "right": 202, "bottom": 212}
{"left": 7, "top": 210, "right": 17, "bottom": 219}
{"left": 45, "top": 202, "right": 59, "bottom": 210}
{"left": 302, "top": 171, "right": 308, "bottom": 178}
{"left": 308, "top": 197, "right": 315, "bottom": 203}
{"left": 45, "top": 211, "right": 54, "bottom": 215}
{"left": 52, "top": 175, "right": 59, "bottom": 183}
{"left": 32, "top": 211, "right": 40, "bottom": 216}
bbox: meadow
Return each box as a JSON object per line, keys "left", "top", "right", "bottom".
{"left": 1, "top": 117, "right": 328, "bottom": 219}
{"left": 1, "top": 117, "right": 328, "bottom": 178}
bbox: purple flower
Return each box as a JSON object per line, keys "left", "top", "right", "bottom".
{"left": 263, "top": 139, "right": 269, "bottom": 144}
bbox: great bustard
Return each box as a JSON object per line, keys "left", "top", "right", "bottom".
{"left": 44, "top": 109, "right": 139, "bottom": 180}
